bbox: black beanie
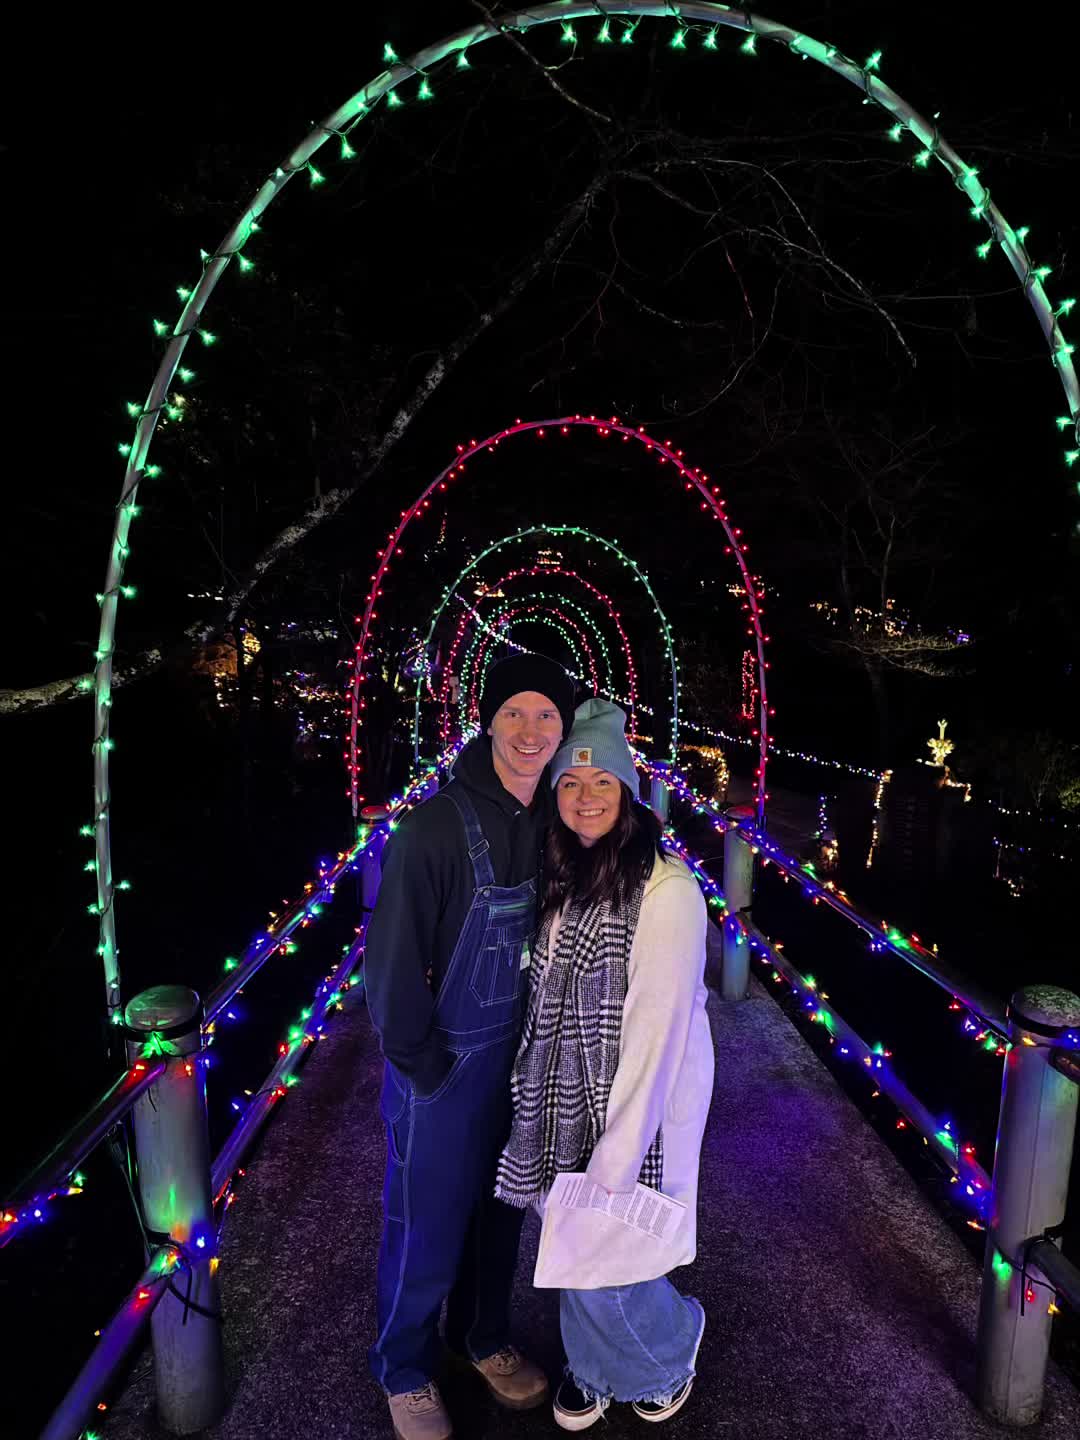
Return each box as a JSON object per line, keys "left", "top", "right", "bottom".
{"left": 479, "top": 653, "right": 576, "bottom": 740}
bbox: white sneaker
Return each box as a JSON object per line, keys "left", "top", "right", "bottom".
{"left": 631, "top": 1377, "right": 694, "bottom": 1422}
{"left": 553, "top": 1377, "right": 611, "bottom": 1431}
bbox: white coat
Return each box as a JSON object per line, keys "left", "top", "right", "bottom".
{"left": 534, "top": 852, "right": 713, "bottom": 1288}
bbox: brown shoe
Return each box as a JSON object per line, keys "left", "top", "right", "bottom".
{"left": 388, "top": 1381, "right": 453, "bottom": 1440}
{"left": 472, "top": 1345, "right": 549, "bottom": 1410}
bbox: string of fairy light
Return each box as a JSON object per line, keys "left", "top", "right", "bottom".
{"left": 450, "top": 590, "right": 625, "bottom": 727}
{"left": 448, "top": 586, "right": 624, "bottom": 720}
{"left": 642, "top": 754, "right": 1016, "bottom": 1060}
{"left": 460, "top": 594, "right": 616, "bottom": 695}
{"left": 470, "top": 608, "right": 602, "bottom": 712}
{"left": 463, "top": 606, "right": 599, "bottom": 724}
{"left": 406, "top": 520, "right": 687, "bottom": 775}
{"left": 85, "top": 2, "right": 1077, "bottom": 1031}
{"left": 447, "top": 573, "right": 640, "bottom": 735}
{"left": 445, "top": 593, "right": 613, "bottom": 733}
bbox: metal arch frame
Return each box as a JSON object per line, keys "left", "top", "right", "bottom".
{"left": 408, "top": 523, "right": 679, "bottom": 772}
{"left": 91, "top": 3, "right": 1080, "bottom": 1027}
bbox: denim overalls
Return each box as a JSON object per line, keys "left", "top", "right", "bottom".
{"left": 369, "top": 784, "right": 537, "bottom": 1395}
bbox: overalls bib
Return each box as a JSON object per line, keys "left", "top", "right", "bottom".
{"left": 369, "top": 783, "right": 537, "bottom": 1394}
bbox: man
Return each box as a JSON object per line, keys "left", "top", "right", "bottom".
{"left": 365, "top": 652, "right": 576, "bottom": 1440}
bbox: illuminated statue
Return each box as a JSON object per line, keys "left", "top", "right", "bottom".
{"left": 927, "top": 718, "right": 954, "bottom": 768}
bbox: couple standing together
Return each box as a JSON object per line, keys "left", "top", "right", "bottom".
{"left": 365, "top": 653, "right": 714, "bottom": 1438}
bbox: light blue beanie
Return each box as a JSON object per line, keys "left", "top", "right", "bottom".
{"left": 551, "top": 698, "right": 639, "bottom": 794}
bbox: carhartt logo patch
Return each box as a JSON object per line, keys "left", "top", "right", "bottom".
{"left": 574, "top": 747, "right": 592, "bottom": 765}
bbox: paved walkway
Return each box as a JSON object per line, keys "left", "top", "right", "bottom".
{"left": 105, "top": 974, "right": 1080, "bottom": 1440}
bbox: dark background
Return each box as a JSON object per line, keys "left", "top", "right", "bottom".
{"left": 3, "top": 4, "right": 1079, "bottom": 1434}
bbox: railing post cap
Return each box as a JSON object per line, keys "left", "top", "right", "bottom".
{"left": 124, "top": 985, "right": 202, "bottom": 1035}
{"left": 1008, "top": 985, "right": 1080, "bottom": 1035}
{"left": 724, "top": 804, "right": 755, "bottom": 822}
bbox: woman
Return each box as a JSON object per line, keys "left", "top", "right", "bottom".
{"left": 495, "top": 698, "right": 714, "bottom": 1430}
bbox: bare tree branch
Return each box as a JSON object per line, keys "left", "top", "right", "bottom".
{"left": 470, "top": 0, "right": 613, "bottom": 125}
{"left": 0, "top": 171, "right": 608, "bottom": 718}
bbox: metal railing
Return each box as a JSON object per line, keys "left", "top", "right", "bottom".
{"left": 8, "top": 754, "right": 451, "bottom": 1440}
{"left": 1, "top": 1060, "right": 166, "bottom": 1249}
{"left": 648, "top": 762, "right": 1079, "bottom": 1429}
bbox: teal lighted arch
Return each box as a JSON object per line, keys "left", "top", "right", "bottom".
{"left": 90, "top": 3, "right": 1079, "bottom": 1027}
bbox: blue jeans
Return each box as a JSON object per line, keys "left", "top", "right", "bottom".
{"left": 561, "top": 1278, "right": 705, "bottom": 1405}
{"left": 368, "top": 783, "right": 537, "bottom": 1395}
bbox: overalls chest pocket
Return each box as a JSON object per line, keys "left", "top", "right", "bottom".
{"left": 469, "top": 902, "right": 530, "bottom": 1008}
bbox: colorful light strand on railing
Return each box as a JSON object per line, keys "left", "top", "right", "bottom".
{"left": 646, "top": 756, "right": 1009, "bottom": 1047}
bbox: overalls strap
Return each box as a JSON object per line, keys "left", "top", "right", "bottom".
{"left": 441, "top": 783, "right": 496, "bottom": 890}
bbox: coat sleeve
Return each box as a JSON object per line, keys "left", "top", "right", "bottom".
{"left": 585, "top": 870, "right": 707, "bottom": 1193}
{"left": 363, "top": 818, "right": 454, "bottom": 1096}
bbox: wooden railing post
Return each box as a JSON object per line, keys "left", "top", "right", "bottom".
{"left": 124, "top": 986, "right": 224, "bottom": 1433}
{"left": 721, "top": 806, "right": 755, "bottom": 1002}
{"left": 975, "top": 985, "right": 1080, "bottom": 1425}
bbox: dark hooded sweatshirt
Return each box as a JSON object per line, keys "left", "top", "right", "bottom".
{"left": 364, "top": 736, "right": 553, "bottom": 1095}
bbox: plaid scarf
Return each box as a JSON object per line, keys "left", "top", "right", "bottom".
{"left": 495, "top": 878, "right": 663, "bottom": 1208}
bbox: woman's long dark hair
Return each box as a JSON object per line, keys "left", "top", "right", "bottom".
{"left": 542, "top": 782, "right": 666, "bottom": 916}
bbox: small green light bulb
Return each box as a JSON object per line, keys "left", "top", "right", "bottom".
{"left": 387, "top": 89, "right": 403, "bottom": 108}
{"left": 976, "top": 240, "right": 993, "bottom": 259}
{"left": 740, "top": 33, "right": 757, "bottom": 55}
{"left": 703, "top": 26, "right": 718, "bottom": 50}
{"left": 178, "top": 366, "right": 195, "bottom": 382}
{"left": 237, "top": 253, "right": 255, "bottom": 272}
{"left": 417, "top": 78, "right": 433, "bottom": 100}
{"left": 561, "top": 22, "right": 576, "bottom": 44}
{"left": 670, "top": 27, "right": 687, "bottom": 50}
{"left": 152, "top": 319, "right": 169, "bottom": 337}
{"left": 457, "top": 49, "right": 470, "bottom": 68}
{"left": 888, "top": 123, "right": 903, "bottom": 141}
{"left": 383, "top": 42, "right": 398, "bottom": 63}
{"left": 308, "top": 164, "right": 325, "bottom": 186}
{"left": 198, "top": 329, "right": 217, "bottom": 346}
{"left": 865, "top": 50, "right": 882, "bottom": 70}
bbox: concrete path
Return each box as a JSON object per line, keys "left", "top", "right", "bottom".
{"left": 104, "top": 977, "right": 1080, "bottom": 1440}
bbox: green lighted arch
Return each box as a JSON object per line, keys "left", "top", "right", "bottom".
{"left": 92, "top": 3, "right": 1080, "bottom": 1027}
{"left": 414, "top": 525, "right": 678, "bottom": 769}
